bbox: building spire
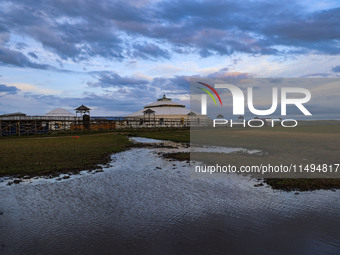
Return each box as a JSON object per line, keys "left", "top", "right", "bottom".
{"left": 158, "top": 94, "right": 171, "bottom": 101}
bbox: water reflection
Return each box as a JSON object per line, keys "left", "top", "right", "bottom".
{"left": 0, "top": 144, "right": 339, "bottom": 254}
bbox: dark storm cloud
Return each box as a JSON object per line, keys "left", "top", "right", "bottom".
{"left": 157, "top": 0, "right": 340, "bottom": 55}
{"left": 0, "top": 84, "right": 19, "bottom": 95}
{"left": 0, "top": 46, "right": 75, "bottom": 72}
{"left": 2, "top": 0, "right": 340, "bottom": 63}
{"left": 0, "top": 47, "right": 50, "bottom": 69}
{"left": 260, "top": 7, "right": 340, "bottom": 54}
{"left": 87, "top": 71, "right": 149, "bottom": 88}
{"left": 0, "top": 1, "right": 125, "bottom": 61}
{"left": 131, "top": 43, "right": 170, "bottom": 60}
{"left": 28, "top": 52, "right": 38, "bottom": 59}
{"left": 332, "top": 66, "right": 340, "bottom": 73}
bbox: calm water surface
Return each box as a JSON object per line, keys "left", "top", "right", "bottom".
{"left": 0, "top": 141, "right": 339, "bottom": 255}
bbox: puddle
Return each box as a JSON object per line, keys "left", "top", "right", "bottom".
{"left": 130, "top": 136, "right": 166, "bottom": 144}
{"left": 130, "top": 136, "right": 262, "bottom": 155}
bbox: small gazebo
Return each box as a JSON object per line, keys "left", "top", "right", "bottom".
{"left": 75, "top": 104, "right": 91, "bottom": 129}
{"left": 143, "top": 108, "right": 155, "bottom": 120}
{"left": 75, "top": 105, "right": 91, "bottom": 118}
{"left": 188, "top": 111, "right": 197, "bottom": 117}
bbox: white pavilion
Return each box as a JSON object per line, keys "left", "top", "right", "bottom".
{"left": 127, "top": 95, "right": 198, "bottom": 120}
{"left": 45, "top": 108, "right": 75, "bottom": 117}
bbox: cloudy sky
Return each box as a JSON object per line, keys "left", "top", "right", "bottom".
{"left": 1, "top": 0, "right": 340, "bottom": 117}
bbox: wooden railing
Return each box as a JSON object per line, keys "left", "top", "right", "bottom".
{"left": 0, "top": 116, "right": 81, "bottom": 121}
{"left": 0, "top": 116, "right": 212, "bottom": 136}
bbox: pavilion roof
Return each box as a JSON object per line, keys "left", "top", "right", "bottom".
{"left": 75, "top": 104, "right": 91, "bottom": 111}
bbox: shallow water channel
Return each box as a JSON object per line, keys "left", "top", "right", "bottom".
{"left": 0, "top": 137, "right": 339, "bottom": 254}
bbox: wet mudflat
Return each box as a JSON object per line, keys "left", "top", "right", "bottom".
{"left": 0, "top": 140, "right": 339, "bottom": 255}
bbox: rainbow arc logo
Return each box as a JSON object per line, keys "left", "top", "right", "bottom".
{"left": 197, "top": 82, "right": 223, "bottom": 106}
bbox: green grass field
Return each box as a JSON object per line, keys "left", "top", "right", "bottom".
{"left": 1, "top": 126, "right": 339, "bottom": 190}
{"left": 0, "top": 133, "right": 130, "bottom": 176}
